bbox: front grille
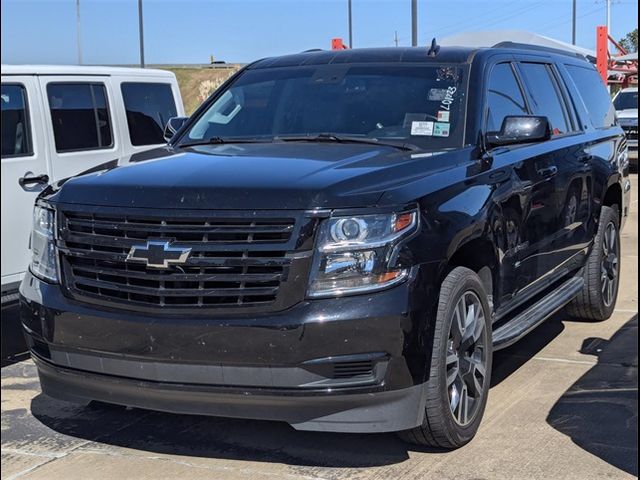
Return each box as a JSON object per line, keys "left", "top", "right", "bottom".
{"left": 58, "top": 208, "right": 311, "bottom": 314}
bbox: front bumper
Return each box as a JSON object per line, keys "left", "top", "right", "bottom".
{"left": 20, "top": 265, "right": 437, "bottom": 433}
{"left": 31, "top": 352, "right": 425, "bottom": 433}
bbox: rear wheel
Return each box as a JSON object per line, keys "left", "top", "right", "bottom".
{"left": 567, "top": 205, "right": 621, "bottom": 321}
{"left": 398, "top": 267, "right": 492, "bottom": 448}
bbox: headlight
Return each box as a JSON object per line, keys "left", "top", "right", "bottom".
{"left": 308, "top": 210, "right": 418, "bottom": 297}
{"left": 31, "top": 205, "right": 58, "bottom": 282}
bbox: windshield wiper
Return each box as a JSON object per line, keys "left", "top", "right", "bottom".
{"left": 179, "top": 137, "right": 272, "bottom": 148}
{"left": 274, "top": 133, "right": 420, "bottom": 151}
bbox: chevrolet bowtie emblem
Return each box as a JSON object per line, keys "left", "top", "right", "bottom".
{"left": 126, "top": 240, "right": 191, "bottom": 269}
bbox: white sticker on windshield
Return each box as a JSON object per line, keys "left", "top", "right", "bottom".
{"left": 433, "top": 122, "right": 450, "bottom": 137}
{"left": 437, "top": 111, "right": 450, "bottom": 122}
{"left": 428, "top": 89, "right": 448, "bottom": 101}
{"left": 411, "top": 121, "right": 434, "bottom": 136}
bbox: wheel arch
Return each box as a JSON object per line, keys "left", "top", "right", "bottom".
{"left": 603, "top": 181, "right": 623, "bottom": 222}
{"left": 447, "top": 237, "right": 498, "bottom": 311}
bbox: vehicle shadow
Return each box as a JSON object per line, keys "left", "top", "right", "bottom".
{"left": 491, "top": 310, "right": 566, "bottom": 386}
{"left": 1, "top": 301, "right": 29, "bottom": 367}
{"left": 546, "top": 314, "right": 638, "bottom": 477}
{"left": 29, "top": 394, "right": 440, "bottom": 468}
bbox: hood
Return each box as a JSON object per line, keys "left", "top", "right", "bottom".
{"left": 45, "top": 143, "right": 471, "bottom": 210}
{"left": 617, "top": 108, "right": 638, "bottom": 119}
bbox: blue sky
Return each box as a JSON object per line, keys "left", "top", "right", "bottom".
{"left": 1, "top": 0, "right": 638, "bottom": 65}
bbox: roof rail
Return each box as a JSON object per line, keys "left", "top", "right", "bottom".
{"left": 492, "top": 41, "right": 593, "bottom": 61}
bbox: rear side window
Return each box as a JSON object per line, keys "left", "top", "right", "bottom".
{"left": 47, "top": 83, "right": 113, "bottom": 153}
{"left": 486, "top": 63, "right": 529, "bottom": 132}
{"left": 518, "top": 63, "right": 571, "bottom": 135}
{"left": 1, "top": 84, "right": 33, "bottom": 157}
{"left": 565, "top": 65, "right": 616, "bottom": 128}
{"left": 121, "top": 83, "right": 177, "bottom": 146}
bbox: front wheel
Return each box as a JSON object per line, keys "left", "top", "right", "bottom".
{"left": 398, "top": 267, "right": 493, "bottom": 448}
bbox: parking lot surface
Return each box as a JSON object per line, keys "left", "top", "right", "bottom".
{"left": 2, "top": 176, "right": 637, "bottom": 480}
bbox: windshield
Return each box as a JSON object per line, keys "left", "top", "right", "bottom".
{"left": 613, "top": 90, "right": 638, "bottom": 111}
{"left": 183, "top": 64, "right": 469, "bottom": 150}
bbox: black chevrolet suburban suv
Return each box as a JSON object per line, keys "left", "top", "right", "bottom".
{"left": 21, "top": 43, "right": 631, "bottom": 448}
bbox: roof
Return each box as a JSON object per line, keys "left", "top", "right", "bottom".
{"left": 250, "top": 47, "right": 478, "bottom": 69}
{"left": 440, "top": 30, "right": 595, "bottom": 60}
{"left": 0, "top": 64, "right": 176, "bottom": 78}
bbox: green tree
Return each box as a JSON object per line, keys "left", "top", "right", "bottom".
{"left": 619, "top": 28, "right": 638, "bottom": 53}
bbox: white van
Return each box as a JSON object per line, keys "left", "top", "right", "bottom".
{"left": 1, "top": 65, "right": 185, "bottom": 302}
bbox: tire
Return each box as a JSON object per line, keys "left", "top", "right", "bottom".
{"left": 398, "top": 267, "right": 493, "bottom": 448}
{"left": 566, "top": 205, "right": 621, "bottom": 321}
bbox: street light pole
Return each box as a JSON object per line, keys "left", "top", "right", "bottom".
{"left": 348, "top": 0, "right": 353, "bottom": 48}
{"left": 76, "top": 0, "right": 82, "bottom": 64}
{"left": 572, "top": 0, "right": 577, "bottom": 45}
{"left": 411, "top": 0, "right": 418, "bottom": 47}
{"left": 138, "top": 0, "right": 145, "bottom": 68}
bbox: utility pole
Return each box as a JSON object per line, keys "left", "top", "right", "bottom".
{"left": 138, "top": 0, "right": 145, "bottom": 67}
{"left": 394, "top": 30, "right": 399, "bottom": 47}
{"left": 348, "top": 0, "right": 353, "bottom": 48}
{"left": 411, "top": 0, "right": 418, "bottom": 47}
{"left": 76, "top": 0, "right": 82, "bottom": 64}
{"left": 572, "top": 0, "right": 577, "bottom": 45}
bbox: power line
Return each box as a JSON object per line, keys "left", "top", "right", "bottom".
{"left": 430, "top": 2, "right": 545, "bottom": 36}
{"left": 476, "top": 2, "right": 548, "bottom": 30}
{"left": 538, "top": 5, "right": 602, "bottom": 36}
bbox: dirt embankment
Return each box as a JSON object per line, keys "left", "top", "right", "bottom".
{"left": 166, "top": 65, "right": 242, "bottom": 115}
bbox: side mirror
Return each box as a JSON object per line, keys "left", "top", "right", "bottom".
{"left": 163, "top": 116, "right": 189, "bottom": 142}
{"left": 486, "top": 116, "right": 551, "bottom": 148}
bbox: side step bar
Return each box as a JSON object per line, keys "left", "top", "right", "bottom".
{"left": 493, "top": 276, "right": 584, "bottom": 350}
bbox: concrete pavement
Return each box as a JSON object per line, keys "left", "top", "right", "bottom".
{"left": 2, "top": 176, "right": 637, "bottom": 480}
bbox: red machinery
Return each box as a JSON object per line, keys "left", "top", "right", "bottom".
{"left": 331, "top": 38, "right": 349, "bottom": 50}
{"left": 596, "top": 26, "right": 638, "bottom": 87}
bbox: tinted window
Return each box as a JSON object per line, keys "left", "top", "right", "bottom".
{"left": 486, "top": 63, "right": 529, "bottom": 132}
{"left": 47, "top": 83, "right": 113, "bottom": 152}
{"left": 121, "top": 83, "right": 177, "bottom": 146}
{"left": 519, "top": 63, "right": 570, "bottom": 135}
{"left": 566, "top": 65, "right": 616, "bottom": 128}
{"left": 186, "top": 65, "right": 469, "bottom": 150}
{"left": 613, "top": 90, "right": 638, "bottom": 111}
{"left": 1, "top": 84, "right": 33, "bottom": 157}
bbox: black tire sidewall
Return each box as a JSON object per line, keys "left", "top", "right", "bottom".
{"left": 431, "top": 267, "right": 493, "bottom": 445}
{"left": 594, "top": 206, "right": 621, "bottom": 318}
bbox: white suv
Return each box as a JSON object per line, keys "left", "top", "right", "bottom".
{"left": 613, "top": 87, "right": 638, "bottom": 166}
{"left": 1, "top": 65, "right": 185, "bottom": 302}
